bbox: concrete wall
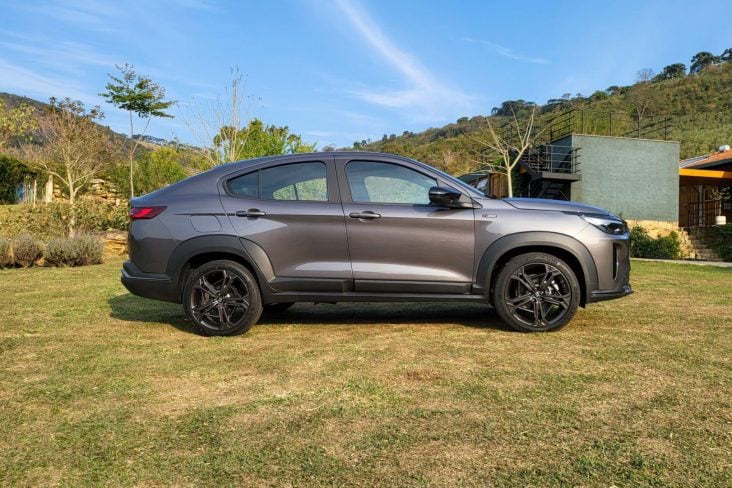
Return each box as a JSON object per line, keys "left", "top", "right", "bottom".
{"left": 566, "top": 134, "right": 680, "bottom": 222}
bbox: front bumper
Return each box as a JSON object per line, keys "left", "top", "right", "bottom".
{"left": 589, "top": 284, "right": 633, "bottom": 303}
{"left": 121, "top": 261, "right": 180, "bottom": 303}
{"left": 587, "top": 235, "right": 632, "bottom": 303}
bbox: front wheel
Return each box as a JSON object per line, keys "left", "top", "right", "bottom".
{"left": 493, "top": 252, "right": 580, "bottom": 332}
{"left": 183, "top": 260, "right": 263, "bottom": 336}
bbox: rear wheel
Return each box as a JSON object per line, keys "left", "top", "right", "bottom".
{"left": 183, "top": 260, "right": 262, "bottom": 336}
{"left": 493, "top": 252, "right": 580, "bottom": 332}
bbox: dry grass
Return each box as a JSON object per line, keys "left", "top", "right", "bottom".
{"left": 0, "top": 258, "right": 730, "bottom": 486}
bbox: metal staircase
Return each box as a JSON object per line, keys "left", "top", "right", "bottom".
{"left": 519, "top": 144, "right": 581, "bottom": 200}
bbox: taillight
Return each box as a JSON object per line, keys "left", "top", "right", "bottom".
{"left": 128, "top": 206, "right": 167, "bottom": 220}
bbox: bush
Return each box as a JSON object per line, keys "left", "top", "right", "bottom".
{"left": 0, "top": 200, "right": 128, "bottom": 239}
{"left": 45, "top": 234, "right": 104, "bottom": 267}
{"left": 11, "top": 233, "right": 44, "bottom": 267}
{"left": 0, "top": 237, "right": 11, "bottom": 268}
{"left": 630, "top": 226, "right": 682, "bottom": 259}
{"left": 706, "top": 224, "right": 732, "bottom": 261}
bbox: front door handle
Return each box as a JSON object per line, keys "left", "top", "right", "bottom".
{"left": 349, "top": 211, "right": 381, "bottom": 220}
{"left": 235, "top": 209, "right": 266, "bottom": 218}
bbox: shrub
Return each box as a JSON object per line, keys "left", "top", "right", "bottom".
{"left": 630, "top": 226, "right": 682, "bottom": 259}
{"left": 0, "top": 237, "right": 11, "bottom": 268}
{"left": 0, "top": 200, "right": 128, "bottom": 239}
{"left": 706, "top": 224, "right": 732, "bottom": 261}
{"left": 45, "top": 234, "right": 104, "bottom": 267}
{"left": 11, "top": 233, "right": 44, "bottom": 267}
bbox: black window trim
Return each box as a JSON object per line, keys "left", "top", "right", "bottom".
{"left": 224, "top": 160, "right": 333, "bottom": 203}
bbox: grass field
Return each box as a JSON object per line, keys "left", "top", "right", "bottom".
{"left": 0, "top": 258, "right": 730, "bottom": 486}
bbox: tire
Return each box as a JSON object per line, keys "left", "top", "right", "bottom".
{"left": 493, "top": 252, "right": 580, "bottom": 332}
{"left": 183, "top": 260, "right": 263, "bottom": 336}
{"left": 263, "top": 302, "right": 294, "bottom": 314}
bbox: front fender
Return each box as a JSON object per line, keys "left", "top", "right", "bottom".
{"left": 474, "top": 232, "right": 598, "bottom": 304}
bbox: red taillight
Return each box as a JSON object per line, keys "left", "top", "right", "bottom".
{"left": 129, "top": 206, "right": 167, "bottom": 220}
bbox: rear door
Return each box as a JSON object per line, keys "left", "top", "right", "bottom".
{"left": 220, "top": 156, "right": 352, "bottom": 291}
{"left": 335, "top": 156, "right": 475, "bottom": 294}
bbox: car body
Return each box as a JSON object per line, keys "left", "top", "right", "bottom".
{"left": 122, "top": 151, "right": 632, "bottom": 335}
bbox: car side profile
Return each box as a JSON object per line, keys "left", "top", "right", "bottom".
{"left": 122, "top": 151, "right": 632, "bottom": 336}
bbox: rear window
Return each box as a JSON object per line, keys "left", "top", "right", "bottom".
{"left": 226, "top": 162, "right": 328, "bottom": 201}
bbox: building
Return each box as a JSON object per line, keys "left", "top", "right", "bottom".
{"left": 463, "top": 109, "right": 681, "bottom": 226}
{"left": 679, "top": 146, "right": 732, "bottom": 227}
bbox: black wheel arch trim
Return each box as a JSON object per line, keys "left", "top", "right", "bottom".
{"left": 474, "top": 231, "right": 599, "bottom": 304}
{"left": 164, "top": 234, "right": 278, "bottom": 302}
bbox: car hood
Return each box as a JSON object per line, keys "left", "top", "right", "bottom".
{"left": 503, "top": 198, "right": 612, "bottom": 215}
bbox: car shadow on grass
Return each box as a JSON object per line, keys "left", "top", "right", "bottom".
{"left": 108, "top": 293, "right": 511, "bottom": 334}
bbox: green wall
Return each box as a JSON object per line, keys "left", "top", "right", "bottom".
{"left": 563, "top": 135, "right": 680, "bottom": 222}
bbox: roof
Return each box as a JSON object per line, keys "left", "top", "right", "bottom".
{"left": 680, "top": 148, "right": 732, "bottom": 169}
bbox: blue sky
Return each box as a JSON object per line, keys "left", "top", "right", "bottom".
{"left": 1, "top": 0, "right": 730, "bottom": 148}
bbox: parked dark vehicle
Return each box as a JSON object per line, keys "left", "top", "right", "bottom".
{"left": 122, "top": 152, "right": 631, "bottom": 336}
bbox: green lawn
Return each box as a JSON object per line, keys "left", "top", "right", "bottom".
{"left": 0, "top": 258, "right": 730, "bottom": 486}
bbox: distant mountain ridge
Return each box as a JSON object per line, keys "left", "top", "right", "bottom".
{"left": 354, "top": 62, "right": 732, "bottom": 168}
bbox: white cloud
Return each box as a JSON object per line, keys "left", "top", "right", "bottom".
{"left": 463, "top": 37, "right": 550, "bottom": 65}
{"left": 331, "top": 0, "right": 474, "bottom": 121}
{"left": 0, "top": 58, "right": 95, "bottom": 104}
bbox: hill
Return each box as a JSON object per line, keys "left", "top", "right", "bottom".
{"left": 354, "top": 61, "right": 732, "bottom": 172}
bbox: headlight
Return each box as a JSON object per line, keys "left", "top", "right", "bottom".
{"left": 580, "top": 214, "right": 627, "bottom": 235}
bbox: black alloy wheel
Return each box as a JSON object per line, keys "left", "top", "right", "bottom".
{"left": 493, "top": 252, "right": 580, "bottom": 332}
{"left": 184, "top": 260, "right": 262, "bottom": 336}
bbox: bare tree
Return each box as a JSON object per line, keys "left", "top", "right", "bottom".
{"left": 629, "top": 68, "right": 657, "bottom": 124}
{"left": 472, "top": 105, "right": 543, "bottom": 198}
{"left": 182, "top": 68, "right": 261, "bottom": 168}
{"left": 21, "top": 98, "right": 111, "bottom": 236}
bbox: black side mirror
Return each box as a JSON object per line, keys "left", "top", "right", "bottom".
{"left": 429, "top": 186, "right": 462, "bottom": 207}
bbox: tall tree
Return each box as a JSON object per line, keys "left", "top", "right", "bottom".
{"left": 100, "top": 63, "right": 174, "bottom": 198}
{"left": 21, "top": 98, "right": 111, "bottom": 236}
{"left": 474, "top": 105, "right": 543, "bottom": 198}
{"left": 690, "top": 51, "right": 720, "bottom": 74}
{"left": 213, "top": 118, "right": 316, "bottom": 161}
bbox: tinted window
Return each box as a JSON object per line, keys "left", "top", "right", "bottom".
{"left": 346, "top": 161, "right": 437, "bottom": 204}
{"left": 227, "top": 171, "right": 258, "bottom": 198}
{"left": 261, "top": 162, "right": 327, "bottom": 201}
{"left": 226, "top": 162, "right": 328, "bottom": 201}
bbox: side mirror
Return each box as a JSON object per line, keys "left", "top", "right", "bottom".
{"left": 429, "top": 186, "right": 462, "bottom": 207}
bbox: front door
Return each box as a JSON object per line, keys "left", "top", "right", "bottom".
{"left": 220, "top": 157, "right": 352, "bottom": 291}
{"left": 336, "top": 158, "right": 475, "bottom": 294}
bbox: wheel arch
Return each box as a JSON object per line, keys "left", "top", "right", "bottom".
{"left": 475, "top": 232, "right": 598, "bottom": 306}
{"left": 166, "top": 235, "right": 276, "bottom": 303}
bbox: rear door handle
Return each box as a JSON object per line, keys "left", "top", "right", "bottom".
{"left": 349, "top": 211, "right": 381, "bottom": 220}
{"left": 235, "top": 209, "right": 266, "bottom": 218}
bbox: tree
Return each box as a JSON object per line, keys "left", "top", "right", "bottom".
{"left": 100, "top": 63, "right": 174, "bottom": 198}
{"left": 213, "top": 118, "right": 315, "bottom": 161}
{"left": 21, "top": 98, "right": 111, "bottom": 236}
{"left": 654, "top": 63, "right": 686, "bottom": 81}
{"left": 720, "top": 48, "right": 732, "bottom": 62}
{"left": 0, "top": 99, "right": 37, "bottom": 151}
{"left": 637, "top": 68, "right": 655, "bottom": 83}
{"left": 473, "top": 105, "right": 543, "bottom": 198}
{"left": 690, "top": 51, "right": 720, "bottom": 74}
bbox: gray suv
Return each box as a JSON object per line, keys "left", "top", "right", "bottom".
{"left": 122, "top": 152, "right": 631, "bottom": 335}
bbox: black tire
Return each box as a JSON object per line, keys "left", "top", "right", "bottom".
{"left": 183, "top": 260, "right": 263, "bottom": 336}
{"left": 263, "top": 302, "right": 295, "bottom": 314}
{"left": 493, "top": 252, "right": 580, "bottom": 332}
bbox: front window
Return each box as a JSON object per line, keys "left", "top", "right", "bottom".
{"left": 346, "top": 161, "right": 437, "bottom": 205}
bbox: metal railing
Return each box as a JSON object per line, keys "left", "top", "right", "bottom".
{"left": 546, "top": 109, "right": 672, "bottom": 142}
{"left": 685, "top": 199, "right": 722, "bottom": 227}
{"left": 520, "top": 144, "right": 580, "bottom": 175}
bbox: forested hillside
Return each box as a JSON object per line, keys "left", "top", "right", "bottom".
{"left": 355, "top": 55, "right": 732, "bottom": 173}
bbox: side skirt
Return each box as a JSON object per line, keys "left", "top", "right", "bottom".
{"left": 267, "top": 291, "right": 491, "bottom": 304}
